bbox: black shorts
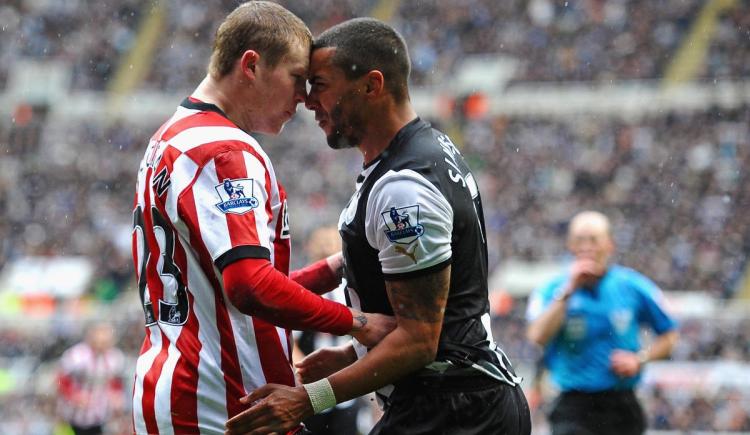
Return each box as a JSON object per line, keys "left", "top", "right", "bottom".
{"left": 70, "top": 424, "right": 103, "bottom": 435}
{"left": 370, "top": 374, "right": 531, "bottom": 435}
{"left": 548, "top": 389, "right": 645, "bottom": 435}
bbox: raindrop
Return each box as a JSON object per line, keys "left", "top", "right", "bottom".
{"left": 723, "top": 195, "right": 730, "bottom": 203}
{"left": 515, "top": 148, "right": 519, "bottom": 152}
{"left": 352, "top": 64, "right": 357, "bottom": 71}
{"left": 564, "top": 1, "right": 568, "bottom": 6}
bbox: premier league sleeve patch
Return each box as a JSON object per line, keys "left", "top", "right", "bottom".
{"left": 381, "top": 205, "right": 425, "bottom": 244}
{"left": 215, "top": 178, "right": 259, "bottom": 214}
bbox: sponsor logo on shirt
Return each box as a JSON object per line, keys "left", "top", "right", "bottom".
{"left": 381, "top": 205, "right": 424, "bottom": 244}
{"left": 609, "top": 309, "right": 632, "bottom": 336}
{"left": 215, "top": 178, "right": 259, "bottom": 214}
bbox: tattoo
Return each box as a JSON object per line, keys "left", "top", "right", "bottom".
{"left": 353, "top": 314, "right": 367, "bottom": 329}
{"left": 386, "top": 266, "right": 450, "bottom": 323}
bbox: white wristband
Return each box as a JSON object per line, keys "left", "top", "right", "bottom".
{"left": 303, "top": 378, "right": 337, "bottom": 414}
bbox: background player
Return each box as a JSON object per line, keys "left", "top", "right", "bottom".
{"left": 526, "top": 211, "right": 679, "bottom": 435}
{"left": 57, "top": 322, "right": 126, "bottom": 435}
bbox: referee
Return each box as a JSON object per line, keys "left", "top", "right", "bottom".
{"left": 526, "top": 211, "right": 679, "bottom": 435}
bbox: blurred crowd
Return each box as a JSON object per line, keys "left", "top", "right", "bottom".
{"left": 0, "top": 0, "right": 146, "bottom": 90}
{"left": 2, "top": 0, "right": 748, "bottom": 92}
{"left": 463, "top": 106, "right": 750, "bottom": 297}
{"left": 0, "top": 112, "right": 143, "bottom": 302}
{"left": 397, "top": 0, "right": 701, "bottom": 85}
{"left": 704, "top": 3, "right": 750, "bottom": 81}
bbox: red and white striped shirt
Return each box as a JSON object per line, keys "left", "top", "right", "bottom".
{"left": 58, "top": 342, "right": 125, "bottom": 428}
{"left": 131, "top": 98, "right": 294, "bottom": 434}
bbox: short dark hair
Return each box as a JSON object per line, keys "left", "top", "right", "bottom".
{"left": 209, "top": 1, "right": 311, "bottom": 79}
{"left": 314, "top": 18, "right": 410, "bottom": 102}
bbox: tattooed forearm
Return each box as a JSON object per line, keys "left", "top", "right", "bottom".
{"left": 386, "top": 266, "right": 450, "bottom": 323}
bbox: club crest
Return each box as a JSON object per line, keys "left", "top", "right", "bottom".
{"left": 215, "top": 178, "right": 259, "bottom": 214}
{"left": 381, "top": 205, "right": 425, "bottom": 244}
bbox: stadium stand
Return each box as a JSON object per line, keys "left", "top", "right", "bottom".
{"left": 0, "top": 0, "right": 749, "bottom": 433}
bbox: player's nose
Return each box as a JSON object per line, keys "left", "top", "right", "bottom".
{"left": 304, "top": 92, "right": 319, "bottom": 111}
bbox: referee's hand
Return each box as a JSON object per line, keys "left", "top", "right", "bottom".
{"left": 610, "top": 349, "right": 641, "bottom": 377}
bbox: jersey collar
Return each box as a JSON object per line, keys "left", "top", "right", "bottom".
{"left": 181, "top": 96, "right": 229, "bottom": 119}
{"left": 363, "top": 117, "right": 426, "bottom": 169}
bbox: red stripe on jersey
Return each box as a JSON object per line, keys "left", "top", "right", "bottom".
{"left": 178, "top": 178, "right": 247, "bottom": 418}
{"left": 150, "top": 112, "right": 176, "bottom": 142}
{"left": 139, "top": 166, "right": 168, "bottom": 434}
{"left": 251, "top": 318, "right": 295, "bottom": 386}
{"left": 213, "top": 150, "right": 261, "bottom": 247}
{"left": 149, "top": 196, "right": 201, "bottom": 433}
{"left": 161, "top": 111, "right": 235, "bottom": 142}
{"left": 183, "top": 139, "right": 256, "bottom": 172}
{"left": 142, "top": 331, "right": 169, "bottom": 435}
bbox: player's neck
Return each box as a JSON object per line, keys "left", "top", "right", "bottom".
{"left": 192, "top": 75, "right": 244, "bottom": 128}
{"left": 359, "top": 102, "right": 417, "bottom": 165}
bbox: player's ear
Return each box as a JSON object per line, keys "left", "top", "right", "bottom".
{"left": 239, "top": 50, "right": 260, "bottom": 80}
{"left": 364, "top": 70, "right": 384, "bottom": 97}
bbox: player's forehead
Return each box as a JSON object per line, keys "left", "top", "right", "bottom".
{"left": 569, "top": 213, "right": 610, "bottom": 240}
{"left": 309, "top": 47, "right": 339, "bottom": 78}
{"left": 569, "top": 226, "right": 609, "bottom": 244}
{"left": 279, "top": 41, "right": 309, "bottom": 71}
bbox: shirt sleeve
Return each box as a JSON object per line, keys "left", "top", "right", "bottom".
{"left": 525, "top": 279, "right": 561, "bottom": 321}
{"left": 176, "top": 149, "right": 273, "bottom": 270}
{"left": 632, "top": 272, "right": 678, "bottom": 334}
{"left": 365, "top": 169, "right": 453, "bottom": 279}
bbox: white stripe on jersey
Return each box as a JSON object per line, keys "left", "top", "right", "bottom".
{"left": 225, "top": 301, "right": 268, "bottom": 394}
{"left": 193, "top": 159, "right": 234, "bottom": 260}
{"left": 153, "top": 338, "right": 180, "bottom": 435}
{"left": 133, "top": 326, "right": 162, "bottom": 434}
{"left": 165, "top": 153, "right": 199, "bottom": 224}
{"left": 276, "top": 326, "right": 289, "bottom": 360}
{"left": 183, "top": 245, "right": 229, "bottom": 430}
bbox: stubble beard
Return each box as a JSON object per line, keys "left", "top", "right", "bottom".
{"left": 325, "top": 105, "right": 361, "bottom": 150}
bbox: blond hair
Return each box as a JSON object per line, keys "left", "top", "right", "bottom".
{"left": 208, "top": 1, "right": 311, "bottom": 79}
